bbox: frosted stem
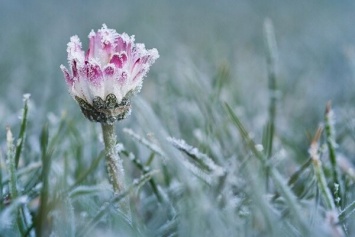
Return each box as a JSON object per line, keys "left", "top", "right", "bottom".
{"left": 101, "top": 124, "right": 126, "bottom": 196}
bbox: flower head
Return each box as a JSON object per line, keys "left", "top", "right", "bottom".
{"left": 60, "top": 24, "right": 159, "bottom": 124}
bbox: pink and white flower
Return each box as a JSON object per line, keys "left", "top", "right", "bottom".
{"left": 60, "top": 24, "right": 159, "bottom": 124}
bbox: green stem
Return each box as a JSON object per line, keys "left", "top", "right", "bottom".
{"left": 101, "top": 123, "right": 125, "bottom": 194}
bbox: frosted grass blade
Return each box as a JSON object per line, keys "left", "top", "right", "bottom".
{"left": 15, "top": 94, "right": 30, "bottom": 168}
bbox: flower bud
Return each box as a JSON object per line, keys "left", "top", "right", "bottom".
{"left": 60, "top": 24, "right": 159, "bottom": 124}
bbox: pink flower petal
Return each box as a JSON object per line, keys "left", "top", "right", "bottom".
{"left": 60, "top": 65, "right": 74, "bottom": 85}
{"left": 87, "top": 31, "right": 96, "bottom": 59}
{"left": 61, "top": 24, "right": 159, "bottom": 116}
{"left": 71, "top": 60, "right": 79, "bottom": 78}
{"left": 83, "top": 62, "right": 103, "bottom": 86}
{"left": 120, "top": 53, "right": 127, "bottom": 64}
{"left": 116, "top": 37, "right": 127, "bottom": 52}
{"left": 132, "top": 68, "right": 146, "bottom": 81}
{"left": 131, "top": 58, "right": 141, "bottom": 72}
{"left": 110, "top": 53, "right": 127, "bottom": 68}
{"left": 103, "top": 44, "right": 112, "bottom": 56}
{"left": 68, "top": 35, "right": 82, "bottom": 53}
{"left": 99, "top": 24, "right": 119, "bottom": 46}
{"left": 110, "top": 54, "right": 122, "bottom": 68}
{"left": 118, "top": 71, "right": 128, "bottom": 84}
{"left": 67, "top": 35, "right": 85, "bottom": 62}
{"left": 115, "top": 33, "right": 133, "bottom": 52}
{"left": 104, "top": 65, "right": 115, "bottom": 76}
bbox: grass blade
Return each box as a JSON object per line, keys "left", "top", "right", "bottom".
{"left": 0, "top": 153, "right": 3, "bottom": 210}
{"left": 225, "top": 103, "right": 310, "bottom": 234}
{"left": 0, "top": 196, "right": 28, "bottom": 233}
{"left": 66, "top": 152, "right": 104, "bottom": 194}
{"left": 324, "top": 102, "right": 343, "bottom": 208}
{"left": 2, "top": 162, "right": 41, "bottom": 186}
{"left": 167, "top": 136, "right": 225, "bottom": 177}
{"left": 309, "top": 126, "right": 336, "bottom": 211}
{"left": 15, "top": 94, "right": 30, "bottom": 169}
{"left": 121, "top": 148, "right": 162, "bottom": 202}
{"left": 78, "top": 171, "right": 157, "bottom": 237}
{"left": 35, "top": 123, "right": 53, "bottom": 237}
{"left": 264, "top": 18, "right": 279, "bottom": 191}
{"left": 272, "top": 158, "right": 312, "bottom": 200}
{"left": 6, "top": 128, "right": 18, "bottom": 199}
{"left": 264, "top": 18, "right": 279, "bottom": 159}
{"left": 339, "top": 200, "right": 355, "bottom": 223}
{"left": 6, "top": 127, "right": 28, "bottom": 235}
{"left": 123, "top": 128, "right": 165, "bottom": 157}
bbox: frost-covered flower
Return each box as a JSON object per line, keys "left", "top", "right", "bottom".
{"left": 60, "top": 24, "right": 159, "bottom": 124}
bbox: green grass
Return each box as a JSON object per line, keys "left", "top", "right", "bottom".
{"left": 1, "top": 1, "right": 355, "bottom": 236}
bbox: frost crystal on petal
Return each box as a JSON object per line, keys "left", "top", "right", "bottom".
{"left": 61, "top": 24, "right": 159, "bottom": 124}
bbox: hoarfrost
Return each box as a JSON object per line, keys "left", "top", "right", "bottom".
{"left": 0, "top": 196, "right": 28, "bottom": 230}
{"left": 255, "top": 144, "right": 264, "bottom": 152}
{"left": 123, "top": 128, "right": 166, "bottom": 157}
{"left": 115, "top": 143, "right": 124, "bottom": 153}
{"left": 23, "top": 93, "right": 31, "bottom": 101}
{"left": 133, "top": 178, "right": 139, "bottom": 185}
{"left": 167, "top": 136, "right": 225, "bottom": 177}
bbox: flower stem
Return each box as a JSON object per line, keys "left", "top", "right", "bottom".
{"left": 101, "top": 124, "right": 131, "bottom": 217}
{"left": 101, "top": 123, "right": 126, "bottom": 195}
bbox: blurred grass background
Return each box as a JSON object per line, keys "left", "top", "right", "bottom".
{"left": 1, "top": 0, "right": 355, "bottom": 236}
{"left": 2, "top": 0, "right": 355, "bottom": 129}
{"left": 1, "top": 0, "right": 352, "bottom": 163}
